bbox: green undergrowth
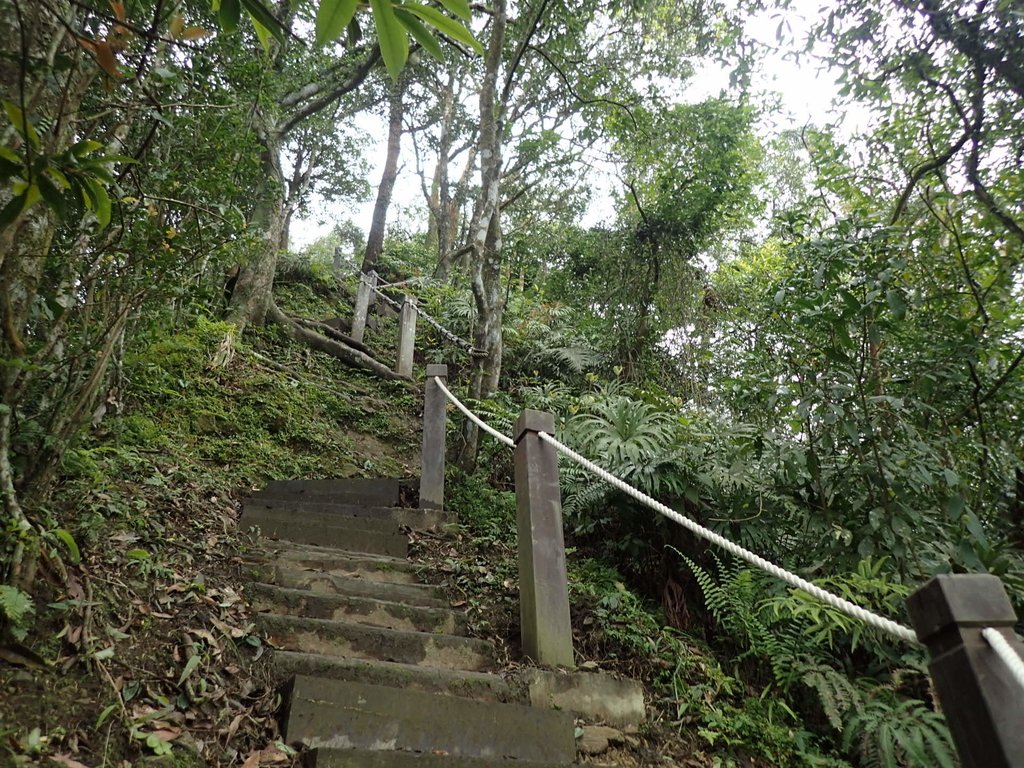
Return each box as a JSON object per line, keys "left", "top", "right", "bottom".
{"left": 433, "top": 469, "right": 861, "bottom": 768}
{"left": 0, "top": 269, "right": 423, "bottom": 767}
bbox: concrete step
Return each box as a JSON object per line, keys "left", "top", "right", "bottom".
{"left": 257, "top": 478, "right": 404, "bottom": 507}
{"left": 240, "top": 513, "right": 408, "bottom": 558}
{"left": 251, "top": 583, "right": 467, "bottom": 635}
{"left": 307, "top": 750, "right": 573, "bottom": 768}
{"left": 283, "top": 677, "right": 576, "bottom": 763}
{"left": 272, "top": 651, "right": 515, "bottom": 703}
{"left": 247, "top": 545, "right": 419, "bottom": 584}
{"left": 258, "top": 614, "right": 495, "bottom": 671}
{"left": 263, "top": 567, "right": 447, "bottom": 608}
{"left": 243, "top": 499, "right": 446, "bottom": 530}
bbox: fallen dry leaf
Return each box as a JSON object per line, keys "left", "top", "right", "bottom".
{"left": 50, "top": 755, "right": 90, "bottom": 768}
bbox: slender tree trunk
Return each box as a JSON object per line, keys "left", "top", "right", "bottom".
{"left": 361, "top": 78, "right": 405, "bottom": 274}
{"left": 432, "top": 77, "right": 455, "bottom": 280}
{"left": 459, "top": 0, "right": 507, "bottom": 468}
{"left": 227, "top": 111, "right": 288, "bottom": 330}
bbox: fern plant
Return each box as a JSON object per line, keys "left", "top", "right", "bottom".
{"left": 0, "top": 585, "right": 35, "bottom": 641}
{"left": 681, "top": 554, "right": 958, "bottom": 768}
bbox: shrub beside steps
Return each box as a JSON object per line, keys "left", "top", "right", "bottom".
{"left": 241, "top": 477, "right": 578, "bottom": 767}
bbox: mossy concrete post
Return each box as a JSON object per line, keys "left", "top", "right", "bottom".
{"left": 396, "top": 294, "right": 417, "bottom": 378}
{"left": 906, "top": 574, "right": 1024, "bottom": 768}
{"left": 514, "top": 409, "right": 574, "bottom": 669}
{"left": 419, "top": 364, "right": 447, "bottom": 510}
{"left": 352, "top": 270, "right": 378, "bottom": 344}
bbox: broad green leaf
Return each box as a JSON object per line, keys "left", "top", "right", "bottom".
{"left": 53, "top": 528, "right": 81, "bottom": 565}
{"left": 315, "top": 0, "right": 359, "bottom": 46}
{"left": 403, "top": 3, "right": 482, "bottom": 52}
{"left": 0, "top": 148, "right": 21, "bottom": 181}
{"left": 252, "top": 18, "right": 273, "bottom": 51}
{"left": 394, "top": 9, "right": 444, "bottom": 61}
{"left": 3, "top": 102, "right": 41, "bottom": 150}
{"left": 240, "top": 0, "right": 286, "bottom": 42}
{"left": 436, "top": 0, "right": 471, "bottom": 20}
{"left": 36, "top": 174, "right": 67, "bottom": 221}
{"left": 0, "top": 191, "right": 28, "bottom": 229}
{"left": 369, "top": 0, "right": 408, "bottom": 81}
{"left": 71, "top": 140, "right": 104, "bottom": 157}
{"left": 82, "top": 179, "right": 112, "bottom": 229}
{"left": 218, "top": 0, "right": 241, "bottom": 32}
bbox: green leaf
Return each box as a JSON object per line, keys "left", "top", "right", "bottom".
{"left": 240, "top": 0, "right": 286, "bottom": 42}
{"left": 436, "top": 0, "right": 471, "bottom": 20}
{"left": 885, "top": 288, "right": 906, "bottom": 320}
{"left": 36, "top": 173, "right": 67, "bottom": 221}
{"left": 126, "top": 548, "right": 150, "bottom": 560}
{"left": 2, "top": 101, "right": 40, "bottom": 150}
{"left": 95, "top": 703, "right": 118, "bottom": 728}
{"left": 369, "top": 0, "right": 408, "bottom": 80}
{"left": 402, "top": 3, "right": 482, "bottom": 52}
{"left": 0, "top": 191, "right": 26, "bottom": 230}
{"left": 53, "top": 528, "right": 81, "bottom": 565}
{"left": 218, "top": 0, "right": 241, "bottom": 32}
{"left": 394, "top": 9, "right": 444, "bottom": 60}
{"left": 315, "top": 0, "right": 359, "bottom": 45}
{"left": 82, "top": 178, "right": 111, "bottom": 229}
{"left": 178, "top": 653, "right": 202, "bottom": 685}
{"left": 71, "top": 139, "right": 104, "bottom": 157}
{"left": 0, "top": 146, "right": 22, "bottom": 180}
{"left": 252, "top": 18, "right": 273, "bottom": 51}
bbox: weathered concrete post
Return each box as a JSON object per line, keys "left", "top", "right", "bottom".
{"left": 419, "top": 364, "right": 447, "bottom": 510}
{"left": 396, "top": 294, "right": 417, "bottom": 378}
{"left": 906, "top": 574, "right": 1024, "bottom": 768}
{"left": 514, "top": 409, "right": 574, "bottom": 669}
{"left": 351, "top": 270, "right": 378, "bottom": 344}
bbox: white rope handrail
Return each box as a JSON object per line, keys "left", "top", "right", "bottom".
{"left": 536, "top": 430, "right": 921, "bottom": 645}
{"left": 433, "top": 376, "right": 514, "bottom": 448}
{"left": 982, "top": 628, "right": 1024, "bottom": 691}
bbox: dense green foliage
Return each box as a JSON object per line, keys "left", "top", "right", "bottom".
{"left": 2, "top": 0, "right": 1022, "bottom": 765}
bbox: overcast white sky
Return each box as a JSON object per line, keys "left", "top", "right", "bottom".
{"left": 291, "top": 0, "right": 856, "bottom": 249}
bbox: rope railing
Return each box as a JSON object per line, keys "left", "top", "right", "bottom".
{"left": 429, "top": 374, "right": 920, "bottom": 644}
{"left": 982, "top": 627, "right": 1024, "bottom": 690}
{"left": 422, "top": 372, "right": 1024, "bottom": 765}
{"left": 433, "top": 377, "right": 514, "bottom": 447}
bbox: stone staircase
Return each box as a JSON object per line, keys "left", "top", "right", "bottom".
{"left": 241, "top": 477, "right": 579, "bottom": 767}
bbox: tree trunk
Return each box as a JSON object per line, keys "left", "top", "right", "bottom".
{"left": 361, "top": 78, "right": 405, "bottom": 274}
{"left": 226, "top": 111, "right": 288, "bottom": 330}
{"left": 459, "top": 0, "right": 507, "bottom": 468}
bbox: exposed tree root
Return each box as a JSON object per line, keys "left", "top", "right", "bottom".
{"left": 267, "top": 303, "right": 415, "bottom": 390}
{"left": 293, "top": 317, "right": 375, "bottom": 357}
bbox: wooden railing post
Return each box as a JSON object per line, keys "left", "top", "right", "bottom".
{"left": 906, "top": 574, "right": 1024, "bottom": 768}
{"left": 419, "top": 364, "right": 447, "bottom": 510}
{"left": 513, "top": 409, "right": 574, "bottom": 668}
{"left": 396, "top": 294, "right": 417, "bottom": 378}
{"left": 351, "top": 270, "right": 377, "bottom": 344}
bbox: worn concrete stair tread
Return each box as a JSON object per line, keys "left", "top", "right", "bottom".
{"left": 265, "top": 567, "right": 447, "bottom": 608}
{"left": 247, "top": 545, "right": 419, "bottom": 585}
{"left": 250, "top": 583, "right": 467, "bottom": 635}
{"left": 243, "top": 499, "right": 446, "bottom": 530}
{"left": 241, "top": 515, "right": 408, "bottom": 558}
{"left": 272, "top": 651, "right": 515, "bottom": 702}
{"left": 258, "top": 614, "right": 495, "bottom": 671}
{"left": 256, "top": 478, "right": 404, "bottom": 506}
{"left": 307, "top": 748, "right": 574, "bottom": 767}
{"left": 284, "top": 677, "right": 575, "bottom": 763}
